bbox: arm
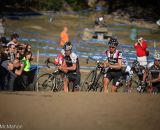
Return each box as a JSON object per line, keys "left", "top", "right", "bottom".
{"left": 134, "top": 42, "right": 138, "bottom": 49}
{"left": 148, "top": 73, "right": 160, "bottom": 83}
{"left": 103, "top": 60, "right": 109, "bottom": 68}
{"left": 15, "top": 63, "right": 24, "bottom": 76}
{"left": 63, "top": 63, "right": 76, "bottom": 71}
{"left": 140, "top": 41, "right": 147, "bottom": 50}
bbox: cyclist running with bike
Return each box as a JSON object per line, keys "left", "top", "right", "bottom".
{"left": 103, "top": 38, "right": 122, "bottom": 92}
{"left": 143, "top": 52, "right": 160, "bottom": 93}
{"left": 58, "top": 42, "right": 80, "bottom": 92}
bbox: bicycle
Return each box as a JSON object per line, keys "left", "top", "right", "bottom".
{"left": 35, "top": 58, "right": 64, "bottom": 92}
{"left": 81, "top": 57, "right": 108, "bottom": 92}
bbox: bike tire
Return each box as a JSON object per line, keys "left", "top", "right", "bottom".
{"left": 94, "top": 74, "right": 104, "bottom": 92}
{"left": 35, "top": 73, "right": 55, "bottom": 92}
{"left": 81, "top": 70, "right": 96, "bottom": 91}
{"left": 54, "top": 74, "right": 64, "bottom": 92}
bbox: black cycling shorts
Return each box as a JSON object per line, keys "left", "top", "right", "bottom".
{"left": 64, "top": 72, "right": 80, "bottom": 87}
{"left": 104, "top": 69, "right": 122, "bottom": 86}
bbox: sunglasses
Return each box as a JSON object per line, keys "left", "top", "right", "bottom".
{"left": 109, "top": 46, "right": 115, "bottom": 49}
{"left": 155, "top": 59, "right": 160, "bottom": 62}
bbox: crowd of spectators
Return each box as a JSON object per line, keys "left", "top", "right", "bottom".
{"left": 0, "top": 33, "right": 35, "bottom": 91}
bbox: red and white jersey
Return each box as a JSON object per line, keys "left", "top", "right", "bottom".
{"left": 105, "top": 50, "right": 122, "bottom": 65}
{"left": 54, "top": 54, "right": 64, "bottom": 65}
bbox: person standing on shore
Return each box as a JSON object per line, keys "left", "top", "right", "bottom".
{"left": 134, "top": 36, "right": 148, "bottom": 66}
{"left": 59, "top": 26, "right": 69, "bottom": 48}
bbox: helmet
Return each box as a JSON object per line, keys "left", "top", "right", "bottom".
{"left": 64, "top": 44, "right": 72, "bottom": 51}
{"left": 64, "top": 41, "right": 72, "bottom": 46}
{"left": 132, "top": 60, "right": 140, "bottom": 68}
{"left": 108, "top": 38, "right": 119, "bottom": 47}
{"left": 154, "top": 52, "right": 160, "bottom": 60}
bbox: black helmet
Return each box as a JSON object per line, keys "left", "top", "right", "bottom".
{"left": 108, "top": 38, "right": 119, "bottom": 47}
{"left": 64, "top": 43, "right": 72, "bottom": 51}
{"left": 132, "top": 60, "right": 140, "bottom": 68}
{"left": 64, "top": 41, "right": 72, "bottom": 46}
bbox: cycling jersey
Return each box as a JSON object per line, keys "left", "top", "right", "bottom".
{"left": 131, "top": 65, "right": 145, "bottom": 81}
{"left": 104, "top": 49, "right": 123, "bottom": 86}
{"left": 64, "top": 52, "right": 80, "bottom": 88}
{"left": 105, "top": 50, "right": 122, "bottom": 65}
{"left": 149, "top": 64, "right": 160, "bottom": 88}
{"left": 54, "top": 54, "right": 64, "bottom": 65}
{"left": 64, "top": 52, "right": 80, "bottom": 73}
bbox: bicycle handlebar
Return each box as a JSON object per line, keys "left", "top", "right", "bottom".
{"left": 44, "top": 58, "right": 60, "bottom": 68}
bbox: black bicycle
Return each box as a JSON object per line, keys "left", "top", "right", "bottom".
{"left": 81, "top": 57, "right": 108, "bottom": 92}
{"left": 35, "top": 58, "right": 64, "bottom": 92}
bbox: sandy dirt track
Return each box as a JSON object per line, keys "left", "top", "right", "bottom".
{"left": 0, "top": 92, "right": 160, "bottom": 130}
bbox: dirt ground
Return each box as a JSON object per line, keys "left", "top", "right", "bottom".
{"left": 0, "top": 92, "right": 160, "bottom": 130}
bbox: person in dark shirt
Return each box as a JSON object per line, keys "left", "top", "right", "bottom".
{"left": 58, "top": 42, "right": 80, "bottom": 92}
{"left": 144, "top": 53, "right": 160, "bottom": 93}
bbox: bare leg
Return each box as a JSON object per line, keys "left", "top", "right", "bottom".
{"left": 103, "top": 78, "right": 110, "bottom": 93}
{"left": 64, "top": 78, "right": 69, "bottom": 92}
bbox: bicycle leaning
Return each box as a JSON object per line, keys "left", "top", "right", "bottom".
{"left": 81, "top": 57, "right": 108, "bottom": 92}
{"left": 34, "top": 58, "right": 64, "bottom": 92}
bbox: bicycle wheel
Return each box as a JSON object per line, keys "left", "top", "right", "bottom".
{"left": 81, "top": 70, "right": 96, "bottom": 91}
{"left": 94, "top": 74, "right": 103, "bottom": 92}
{"left": 35, "top": 73, "right": 55, "bottom": 91}
{"left": 53, "top": 74, "right": 64, "bottom": 92}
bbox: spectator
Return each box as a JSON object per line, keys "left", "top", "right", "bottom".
{"left": 134, "top": 36, "right": 148, "bottom": 66}
{"left": 26, "top": 44, "right": 32, "bottom": 53}
{"left": 7, "top": 33, "right": 19, "bottom": 46}
{"left": 7, "top": 44, "right": 16, "bottom": 61}
{"left": 12, "top": 59, "right": 24, "bottom": 76}
{"left": 21, "top": 51, "right": 32, "bottom": 72}
{"left": 0, "top": 45, "right": 8, "bottom": 63}
{"left": 59, "top": 26, "right": 69, "bottom": 47}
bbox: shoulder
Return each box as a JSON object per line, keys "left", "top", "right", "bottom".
{"left": 70, "top": 52, "right": 78, "bottom": 58}
{"left": 147, "top": 62, "right": 154, "bottom": 69}
{"left": 105, "top": 50, "right": 109, "bottom": 55}
{"left": 7, "top": 41, "right": 14, "bottom": 46}
{"left": 116, "top": 50, "right": 122, "bottom": 57}
{"left": 60, "top": 32, "right": 65, "bottom": 36}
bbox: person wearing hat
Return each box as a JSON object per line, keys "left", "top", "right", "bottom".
{"left": 143, "top": 52, "right": 160, "bottom": 93}
{"left": 134, "top": 36, "right": 148, "bottom": 66}
{"left": 103, "top": 38, "right": 123, "bottom": 92}
{"left": 58, "top": 42, "right": 80, "bottom": 92}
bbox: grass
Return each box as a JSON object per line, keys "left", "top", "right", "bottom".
{"left": 4, "top": 12, "right": 160, "bottom": 65}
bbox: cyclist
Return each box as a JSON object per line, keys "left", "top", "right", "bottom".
{"left": 103, "top": 38, "right": 122, "bottom": 92}
{"left": 58, "top": 42, "right": 80, "bottom": 92}
{"left": 54, "top": 49, "right": 65, "bottom": 66}
{"left": 143, "top": 53, "right": 160, "bottom": 93}
{"left": 131, "top": 60, "right": 145, "bottom": 92}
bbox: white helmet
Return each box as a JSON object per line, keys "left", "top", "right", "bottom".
{"left": 154, "top": 52, "right": 160, "bottom": 60}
